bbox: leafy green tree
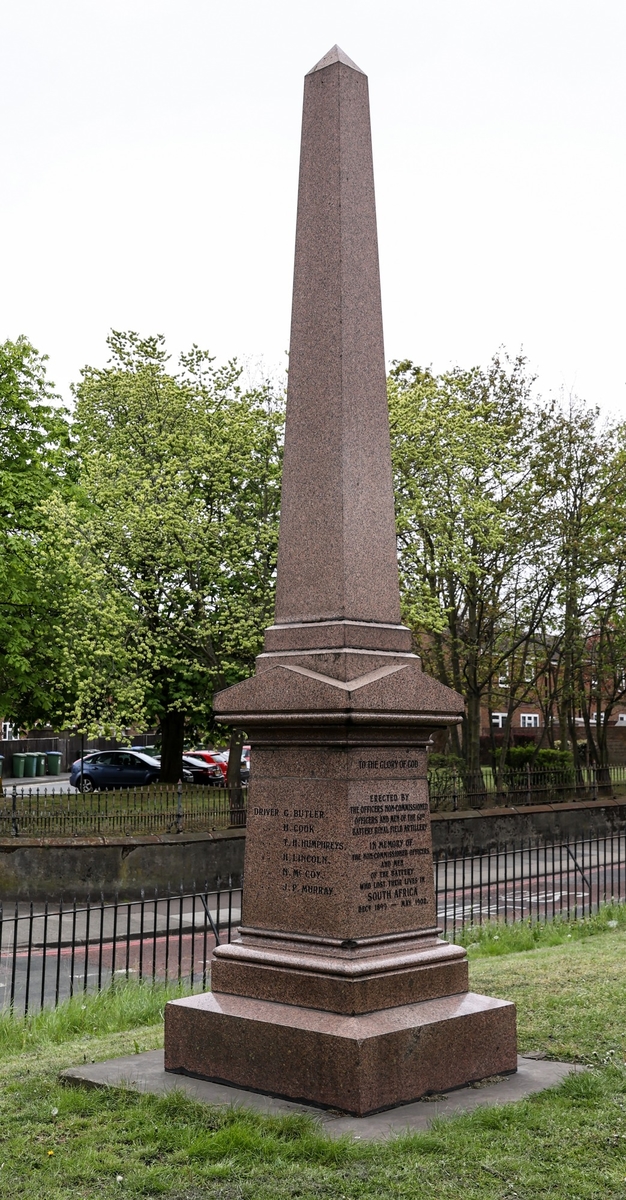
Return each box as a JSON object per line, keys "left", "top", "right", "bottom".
{"left": 531, "top": 399, "right": 626, "bottom": 776}
{"left": 388, "top": 354, "right": 557, "bottom": 785}
{"left": 0, "top": 337, "right": 71, "bottom": 728}
{"left": 55, "top": 332, "right": 283, "bottom": 780}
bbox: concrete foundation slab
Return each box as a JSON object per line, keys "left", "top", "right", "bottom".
{"left": 61, "top": 1049, "right": 578, "bottom": 1140}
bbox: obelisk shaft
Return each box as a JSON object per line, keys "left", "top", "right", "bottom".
{"left": 274, "top": 48, "right": 401, "bottom": 631}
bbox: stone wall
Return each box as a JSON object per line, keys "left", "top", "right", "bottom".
{"left": 0, "top": 829, "right": 245, "bottom": 901}
{"left": 2, "top": 800, "right": 623, "bottom": 899}
{"left": 431, "top": 798, "right": 626, "bottom": 856}
{"left": 606, "top": 727, "right": 626, "bottom": 765}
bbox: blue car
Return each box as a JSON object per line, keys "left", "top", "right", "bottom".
{"left": 70, "top": 749, "right": 165, "bottom": 792}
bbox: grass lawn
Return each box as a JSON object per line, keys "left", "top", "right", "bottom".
{"left": 3, "top": 926, "right": 626, "bottom": 1198}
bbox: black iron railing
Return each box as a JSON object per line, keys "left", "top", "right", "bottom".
{"left": 0, "top": 880, "right": 242, "bottom": 1015}
{"left": 0, "top": 784, "right": 247, "bottom": 838}
{"left": 3, "top": 766, "right": 626, "bottom": 837}
{"left": 434, "top": 833, "right": 626, "bottom": 937}
{"left": 2, "top": 833, "right": 626, "bottom": 1015}
{"left": 428, "top": 764, "right": 626, "bottom": 811}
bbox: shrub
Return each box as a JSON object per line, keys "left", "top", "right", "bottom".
{"left": 494, "top": 745, "right": 573, "bottom": 770}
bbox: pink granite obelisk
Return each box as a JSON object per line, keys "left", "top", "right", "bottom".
{"left": 164, "top": 45, "right": 517, "bottom": 1115}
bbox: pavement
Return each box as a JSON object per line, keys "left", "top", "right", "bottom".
{"left": 62, "top": 1050, "right": 578, "bottom": 1140}
{"left": 2, "top": 895, "right": 243, "bottom": 947}
{"left": 2, "top": 772, "right": 77, "bottom": 793}
{"left": 435, "top": 837, "right": 626, "bottom": 888}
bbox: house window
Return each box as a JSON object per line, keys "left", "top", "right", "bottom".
{"left": 491, "top": 713, "right": 508, "bottom": 729}
{"left": 520, "top": 713, "right": 540, "bottom": 729}
{"left": 616, "top": 713, "right": 626, "bottom": 726}
{"left": 1, "top": 721, "right": 15, "bottom": 740}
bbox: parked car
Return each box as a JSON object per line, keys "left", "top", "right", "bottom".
{"left": 189, "top": 749, "right": 228, "bottom": 779}
{"left": 148, "top": 753, "right": 224, "bottom": 786}
{"left": 190, "top": 746, "right": 250, "bottom": 784}
{"left": 69, "top": 749, "right": 192, "bottom": 792}
{"left": 180, "top": 754, "right": 224, "bottom": 786}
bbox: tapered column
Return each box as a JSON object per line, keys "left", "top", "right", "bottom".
{"left": 274, "top": 46, "right": 400, "bottom": 632}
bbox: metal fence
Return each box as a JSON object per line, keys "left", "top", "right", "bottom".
{"left": 428, "top": 764, "right": 626, "bottom": 811}
{"left": 2, "top": 833, "right": 625, "bottom": 1015}
{"left": 0, "top": 880, "right": 242, "bottom": 1015}
{"left": 434, "top": 832, "right": 626, "bottom": 937}
{"left": 0, "top": 784, "right": 247, "bottom": 838}
{"left": 3, "top": 765, "right": 626, "bottom": 837}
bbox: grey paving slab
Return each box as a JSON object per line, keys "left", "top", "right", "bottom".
{"left": 61, "top": 1050, "right": 578, "bottom": 1140}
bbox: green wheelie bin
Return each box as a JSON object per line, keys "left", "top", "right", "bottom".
{"left": 23, "top": 752, "right": 37, "bottom": 778}
{"left": 46, "top": 751, "right": 62, "bottom": 775}
{"left": 11, "top": 753, "right": 25, "bottom": 782}
{"left": 12, "top": 752, "right": 26, "bottom": 778}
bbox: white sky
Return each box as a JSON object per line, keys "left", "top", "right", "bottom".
{"left": 1, "top": 1, "right": 625, "bottom": 413}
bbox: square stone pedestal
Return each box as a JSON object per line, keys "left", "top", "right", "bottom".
{"left": 165, "top": 989, "right": 517, "bottom": 1116}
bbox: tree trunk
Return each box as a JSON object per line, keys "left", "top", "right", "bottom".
{"left": 465, "top": 690, "right": 484, "bottom": 804}
{"left": 226, "top": 729, "right": 245, "bottom": 790}
{"left": 496, "top": 713, "right": 513, "bottom": 793}
{"left": 226, "top": 729, "right": 245, "bottom": 827}
{"left": 597, "top": 710, "right": 613, "bottom": 792}
{"left": 160, "top": 710, "right": 185, "bottom": 783}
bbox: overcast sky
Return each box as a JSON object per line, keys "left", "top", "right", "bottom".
{"left": 1, "top": 1, "right": 624, "bottom": 413}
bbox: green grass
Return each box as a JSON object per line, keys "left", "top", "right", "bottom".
{"left": 0, "top": 979, "right": 186, "bottom": 1058}
{"left": 471, "top": 927, "right": 626, "bottom": 1064}
{"left": 457, "top": 898, "right": 626, "bottom": 958}
{"left": 4, "top": 925, "right": 626, "bottom": 1197}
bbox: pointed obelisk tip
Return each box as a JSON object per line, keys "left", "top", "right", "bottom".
{"left": 307, "top": 44, "right": 365, "bottom": 76}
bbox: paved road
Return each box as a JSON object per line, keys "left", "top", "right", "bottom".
{"left": 0, "top": 929, "right": 223, "bottom": 1012}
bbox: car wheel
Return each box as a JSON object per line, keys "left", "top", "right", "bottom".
{"left": 146, "top": 774, "right": 159, "bottom": 785}
{"left": 80, "top": 776, "right": 95, "bottom": 793}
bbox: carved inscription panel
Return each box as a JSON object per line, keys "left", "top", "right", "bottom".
{"left": 241, "top": 746, "right": 437, "bottom": 940}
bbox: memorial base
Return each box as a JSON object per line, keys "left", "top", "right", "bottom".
{"left": 165, "top": 989, "right": 517, "bottom": 1116}
{"left": 210, "top": 931, "right": 469, "bottom": 1015}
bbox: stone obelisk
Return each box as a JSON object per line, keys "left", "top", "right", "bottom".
{"left": 165, "top": 46, "right": 516, "bottom": 1116}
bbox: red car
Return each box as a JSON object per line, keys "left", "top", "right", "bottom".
{"left": 190, "top": 746, "right": 250, "bottom": 782}
{"left": 190, "top": 749, "right": 228, "bottom": 779}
